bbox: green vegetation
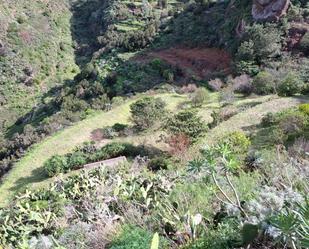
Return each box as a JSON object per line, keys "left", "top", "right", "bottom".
{"left": 0, "top": 93, "right": 186, "bottom": 206}
{"left": 130, "top": 97, "right": 166, "bottom": 130}
{"left": 0, "top": 0, "right": 78, "bottom": 131}
{"left": 0, "top": 0, "right": 309, "bottom": 248}
{"left": 109, "top": 225, "right": 157, "bottom": 249}
{"left": 164, "top": 110, "right": 208, "bottom": 142}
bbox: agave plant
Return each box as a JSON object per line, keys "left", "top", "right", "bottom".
{"left": 268, "top": 199, "right": 309, "bottom": 249}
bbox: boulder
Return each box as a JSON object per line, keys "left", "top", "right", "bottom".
{"left": 252, "top": 0, "right": 290, "bottom": 21}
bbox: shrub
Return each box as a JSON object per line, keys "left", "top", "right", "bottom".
{"left": 299, "top": 32, "right": 309, "bottom": 55}
{"left": 101, "top": 126, "right": 117, "bottom": 139}
{"left": 112, "top": 123, "right": 129, "bottom": 132}
{"left": 166, "top": 133, "right": 191, "bottom": 156}
{"left": 96, "top": 143, "right": 128, "bottom": 160}
{"left": 278, "top": 72, "right": 304, "bottom": 96}
{"left": 261, "top": 112, "right": 278, "bottom": 127}
{"left": 288, "top": 137, "right": 309, "bottom": 158}
{"left": 180, "top": 84, "right": 198, "bottom": 93}
{"left": 261, "top": 108, "right": 308, "bottom": 145}
{"left": 130, "top": 97, "right": 166, "bottom": 130}
{"left": 231, "top": 74, "right": 253, "bottom": 95}
{"left": 108, "top": 225, "right": 154, "bottom": 249}
{"left": 278, "top": 112, "right": 306, "bottom": 135}
{"left": 190, "top": 87, "right": 209, "bottom": 107}
{"left": 219, "top": 131, "right": 251, "bottom": 154}
{"left": 148, "top": 157, "right": 170, "bottom": 171}
{"left": 183, "top": 220, "right": 241, "bottom": 249}
{"left": 67, "top": 151, "right": 87, "bottom": 170}
{"left": 96, "top": 142, "right": 143, "bottom": 161}
{"left": 252, "top": 71, "right": 275, "bottom": 95}
{"left": 219, "top": 86, "right": 235, "bottom": 104}
{"left": 207, "top": 78, "right": 223, "bottom": 91}
{"left": 44, "top": 155, "right": 68, "bottom": 177}
{"left": 299, "top": 103, "right": 309, "bottom": 115}
{"left": 209, "top": 106, "right": 238, "bottom": 128}
{"left": 164, "top": 110, "right": 207, "bottom": 142}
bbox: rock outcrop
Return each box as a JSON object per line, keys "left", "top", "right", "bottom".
{"left": 252, "top": 0, "right": 290, "bottom": 21}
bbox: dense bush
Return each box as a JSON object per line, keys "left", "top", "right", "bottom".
{"left": 259, "top": 106, "right": 309, "bottom": 146}
{"left": 130, "top": 97, "right": 166, "bottom": 130}
{"left": 147, "top": 157, "right": 170, "bottom": 171}
{"left": 278, "top": 72, "right": 304, "bottom": 96}
{"left": 219, "top": 131, "right": 251, "bottom": 155}
{"left": 164, "top": 110, "right": 207, "bottom": 142}
{"left": 299, "top": 103, "right": 309, "bottom": 115}
{"left": 44, "top": 155, "right": 68, "bottom": 177}
{"left": 230, "top": 74, "right": 253, "bottom": 95}
{"left": 252, "top": 71, "right": 275, "bottom": 95}
{"left": 43, "top": 142, "right": 162, "bottom": 176}
{"left": 236, "top": 23, "right": 282, "bottom": 64}
{"left": 108, "top": 225, "right": 155, "bottom": 249}
{"left": 67, "top": 151, "right": 87, "bottom": 170}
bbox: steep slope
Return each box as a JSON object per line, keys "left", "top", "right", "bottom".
{"left": 0, "top": 0, "right": 78, "bottom": 131}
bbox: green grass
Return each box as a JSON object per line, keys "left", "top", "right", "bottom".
{"left": 203, "top": 96, "right": 308, "bottom": 144}
{"left": 0, "top": 93, "right": 187, "bottom": 207}
{"left": 0, "top": 0, "right": 78, "bottom": 131}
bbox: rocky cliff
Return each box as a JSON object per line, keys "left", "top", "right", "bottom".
{"left": 252, "top": 0, "right": 290, "bottom": 21}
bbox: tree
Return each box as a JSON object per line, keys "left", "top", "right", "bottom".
{"left": 130, "top": 97, "right": 166, "bottom": 130}
{"left": 236, "top": 23, "right": 282, "bottom": 64}
{"left": 252, "top": 71, "right": 276, "bottom": 95}
{"left": 164, "top": 110, "right": 207, "bottom": 142}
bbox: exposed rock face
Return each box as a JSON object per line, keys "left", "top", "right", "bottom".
{"left": 252, "top": 0, "right": 290, "bottom": 21}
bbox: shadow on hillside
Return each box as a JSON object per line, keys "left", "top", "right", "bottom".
{"left": 5, "top": 0, "right": 105, "bottom": 137}
{"left": 69, "top": 0, "right": 103, "bottom": 67}
{"left": 9, "top": 167, "right": 48, "bottom": 193}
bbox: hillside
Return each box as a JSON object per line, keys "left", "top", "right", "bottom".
{"left": 0, "top": 0, "right": 309, "bottom": 248}
{"left": 0, "top": 0, "right": 79, "bottom": 131}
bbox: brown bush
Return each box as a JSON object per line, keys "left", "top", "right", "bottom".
{"left": 279, "top": 114, "right": 306, "bottom": 135}
{"left": 166, "top": 133, "right": 191, "bottom": 157}
{"left": 208, "top": 78, "right": 223, "bottom": 91}
{"left": 219, "top": 86, "right": 235, "bottom": 104}
{"left": 231, "top": 74, "right": 253, "bottom": 94}
{"left": 288, "top": 137, "right": 309, "bottom": 159}
{"left": 91, "top": 129, "right": 104, "bottom": 142}
{"left": 219, "top": 106, "right": 238, "bottom": 120}
{"left": 180, "top": 84, "right": 198, "bottom": 93}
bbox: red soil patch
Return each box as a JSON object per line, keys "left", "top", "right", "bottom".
{"left": 135, "top": 47, "right": 232, "bottom": 80}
